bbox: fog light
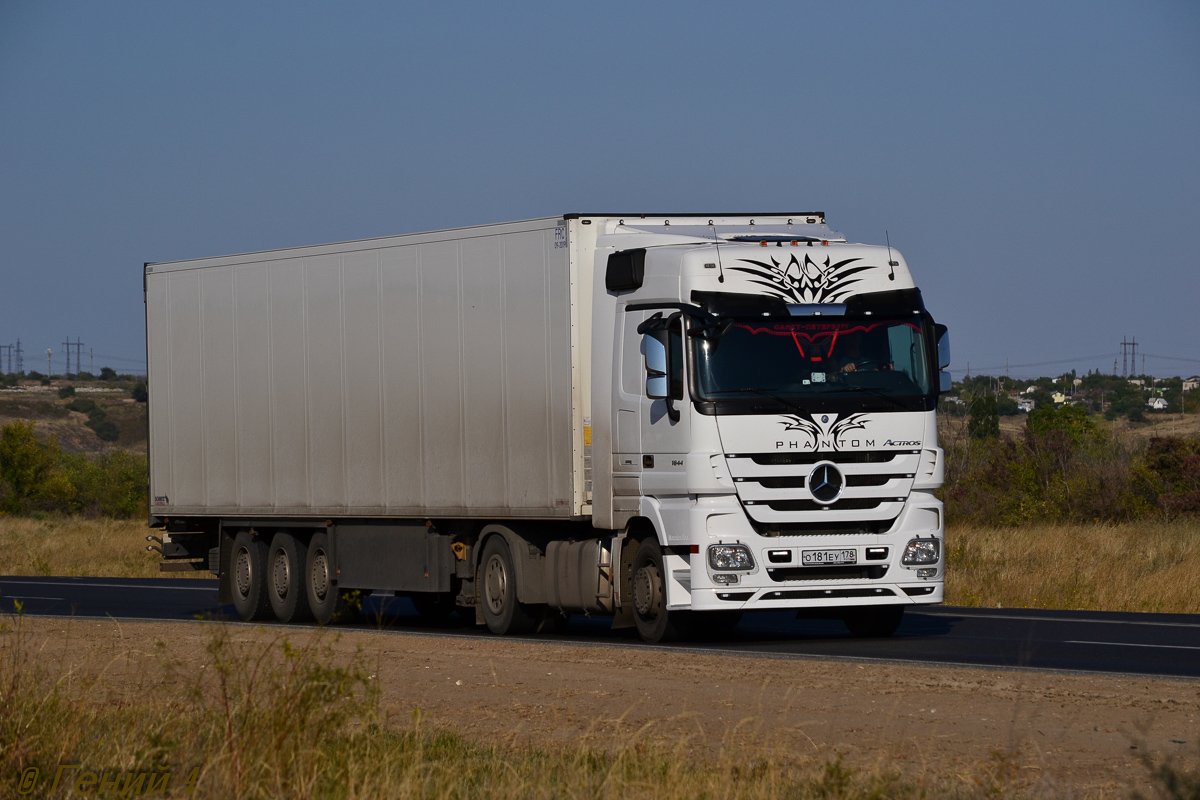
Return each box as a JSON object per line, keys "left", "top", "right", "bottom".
{"left": 713, "top": 573, "right": 739, "bottom": 585}
{"left": 917, "top": 568, "right": 937, "bottom": 578}
{"left": 902, "top": 539, "right": 940, "bottom": 566}
{"left": 708, "top": 544, "right": 755, "bottom": 571}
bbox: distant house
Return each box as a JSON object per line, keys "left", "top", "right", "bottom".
{"left": 1024, "top": 386, "right": 1037, "bottom": 394}
{"left": 1148, "top": 397, "right": 1169, "bottom": 410}
{"left": 1051, "top": 392, "right": 1068, "bottom": 405}
{"left": 1184, "top": 377, "right": 1200, "bottom": 392}
{"left": 942, "top": 396, "right": 965, "bottom": 405}
{"left": 1017, "top": 399, "right": 1035, "bottom": 412}
{"left": 1129, "top": 379, "right": 1145, "bottom": 387}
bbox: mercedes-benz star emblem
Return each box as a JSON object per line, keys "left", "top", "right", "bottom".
{"left": 807, "top": 462, "right": 844, "bottom": 504}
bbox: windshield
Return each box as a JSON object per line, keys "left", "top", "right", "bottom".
{"left": 694, "top": 317, "right": 933, "bottom": 405}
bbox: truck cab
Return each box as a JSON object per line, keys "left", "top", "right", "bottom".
{"left": 588, "top": 214, "right": 950, "bottom": 641}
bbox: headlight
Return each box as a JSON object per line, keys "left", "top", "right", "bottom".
{"left": 708, "top": 544, "right": 754, "bottom": 571}
{"left": 713, "top": 573, "right": 739, "bottom": 585}
{"left": 902, "top": 539, "right": 940, "bottom": 566}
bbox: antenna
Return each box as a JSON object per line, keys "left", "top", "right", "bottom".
{"left": 709, "top": 219, "right": 725, "bottom": 282}
{"left": 884, "top": 231, "right": 897, "bottom": 281}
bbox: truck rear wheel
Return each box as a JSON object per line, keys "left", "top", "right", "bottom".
{"left": 268, "top": 531, "right": 313, "bottom": 624}
{"left": 479, "top": 536, "right": 537, "bottom": 635}
{"left": 843, "top": 606, "right": 905, "bottom": 637}
{"left": 231, "top": 530, "right": 272, "bottom": 621}
{"left": 631, "top": 538, "right": 687, "bottom": 644}
{"left": 306, "top": 531, "right": 349, "bottom": 625}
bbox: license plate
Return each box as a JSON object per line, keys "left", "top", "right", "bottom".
{"left": 801, "top": 548, "right": 857, "bottom": 566}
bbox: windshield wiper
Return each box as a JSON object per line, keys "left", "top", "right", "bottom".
{"left": 842, "top": 385, "right": 912, "bottom": 412}
{"left": 738, "top": 388, "right": 812, "bottom": 418}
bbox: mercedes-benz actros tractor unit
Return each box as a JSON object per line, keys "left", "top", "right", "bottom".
{"left": 146, "top": 213, "right": 951, "bottom": 642}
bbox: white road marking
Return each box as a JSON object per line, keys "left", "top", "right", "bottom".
{"left": 7, "top": 595, "right": 65, "bottom": 601}
{"left": 1066, "top": 640, "right": 1200, "bottom": 651}
{"left": 0, "top": 579, "right": 214, "bottom": 592}
{"left": 917, "top": 610, "right": 1200, "bottom": 630}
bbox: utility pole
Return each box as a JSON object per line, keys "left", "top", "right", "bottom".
{"left": 15, "top": 339, "right": 23, "bottom": 374}
{"left": 62, "top": 338, "right": 71, "bottom": 376}
{"left": 0, "top": 344, "right": 12, "bottom": 374}
{"left": 74, "top": 337, "right": 82, "bottom": 375}
{"left": 89, "top": 348, "right": 94, "bottom": 375}
{"left": 46, "top": 349, "right": 52, "bottom": 376}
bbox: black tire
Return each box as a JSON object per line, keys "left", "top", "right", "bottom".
{"left": 843, "top": 605, "right": 905, "bottom": 638}
{"left": 631, "top": 538, "right": 688, "bottom": 643}
{"left": 479, "top": 536, "right": 538, "bottom": 635}
{"left": 267, "top": 531, "right": 313, "bottom": 624}
{"left": 306, "top": 531, "right": 349, "bottom": 625}
{"left": 230, "top": 530, "right": 272, "bottom": 622}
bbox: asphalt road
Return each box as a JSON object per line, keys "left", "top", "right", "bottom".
{"left": 3, "top": 575, "right": 1198, "bottom": 679}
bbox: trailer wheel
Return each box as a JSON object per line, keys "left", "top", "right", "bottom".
{"left": 479, "top": 536, "right": 537, "bottom": 635}
{"left": 843, "top": 606, "right": 905, "bottom": 638}
{"left": 230, "top": 530, "right": 271, "bottom": 621}
{"left": 306, "top": 531, "right": 349, "bottom": 625}
{"left": 268, "top": 531, "right": 313, "bottom": 624}
{"left": 630, "top": 538, "right": 687, "bottom": 643}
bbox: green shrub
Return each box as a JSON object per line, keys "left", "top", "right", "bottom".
{"left": 0, "top": 420, "right": 145, "bottom": 517}
{"left": 967, "top": 395, "right": 999, "bottom": 440}
{"left": 0, "top": 421, "right": 63, "bottom": 514}
{"left": 66, "top": 397, "right": 96, "bottom": 414}
{"left": 131, "top": 381, "right": 148, "bottom": 402}
{"left": 57, "top": 386, "right": 75, "bottom": 398}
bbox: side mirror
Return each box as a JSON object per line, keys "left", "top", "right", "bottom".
{"left": 643, "top": 333, "right": 668, "bottom": 399}
{"left": 935, "top": 324, "right": 950, "bottom": 369}
{"left": 939, "top": 371, "right": 952, "bottom": 393}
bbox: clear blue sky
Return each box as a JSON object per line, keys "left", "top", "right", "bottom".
{"left": 1, "top": 1, "right": 1197, "bottom": 378}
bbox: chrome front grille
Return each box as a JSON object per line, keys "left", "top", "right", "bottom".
{"left": 726, "top": 450, "right": 919, "bottom": 525}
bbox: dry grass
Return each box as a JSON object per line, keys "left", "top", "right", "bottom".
{"left": 4, "top": 613, "right": 1142, "bottom": 800}
{"left": 0, "top": 515, "right": 193, "bottom": 579}
{"left": 945, "top": 520, "right": 1200, "bottom": 613}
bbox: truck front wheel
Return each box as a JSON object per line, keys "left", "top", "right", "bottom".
{"left": 306, "top": 531, "right": 349, "bottom": 625}
{"left": 231, "top": 530, "right": 272, "bottom": 621}
{"left": 268, "top": 531, "right": 313, "bottom": 624}
{"left": 479, "top": 536, "right": 537, "bottom": 635}
{"left": 631, "top": 539, "right": 688, "bottom": 644}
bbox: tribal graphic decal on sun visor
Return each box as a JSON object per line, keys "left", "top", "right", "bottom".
{"left": 729, "top": 253, "right": 875, "bottom": 304}
{"left": 779, "top": 413, "right": 869, "bottom": 452}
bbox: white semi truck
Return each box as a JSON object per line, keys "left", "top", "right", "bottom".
{"left": 145, "top": 213, "right": 951, "bottom": 642}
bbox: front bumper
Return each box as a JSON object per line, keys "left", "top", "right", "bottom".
{"left": 641, "top": 491, "right": 945, "bottom": 612}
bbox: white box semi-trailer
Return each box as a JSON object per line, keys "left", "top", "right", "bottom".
{"left": 146, "top": 213, "right": 952, "bottom": 643}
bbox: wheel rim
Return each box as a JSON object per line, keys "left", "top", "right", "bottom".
{"left": 311, "top": 550, "right": 329, "bottom": 603}
{"left": 484, "top": 553, "right": 507, "bottom": 616}
{"left": 272, "top": 549, "right": 290, "bottom": 600}
{"left": 234, "top": 546, "right": 252, "bottom": 599}
{"left": 632, "top": 562, "right": 661, "bottom": 620}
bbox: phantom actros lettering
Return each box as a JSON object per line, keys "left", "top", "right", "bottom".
{"left": 776, "top": 414, "right": 870, "bottom": 451}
